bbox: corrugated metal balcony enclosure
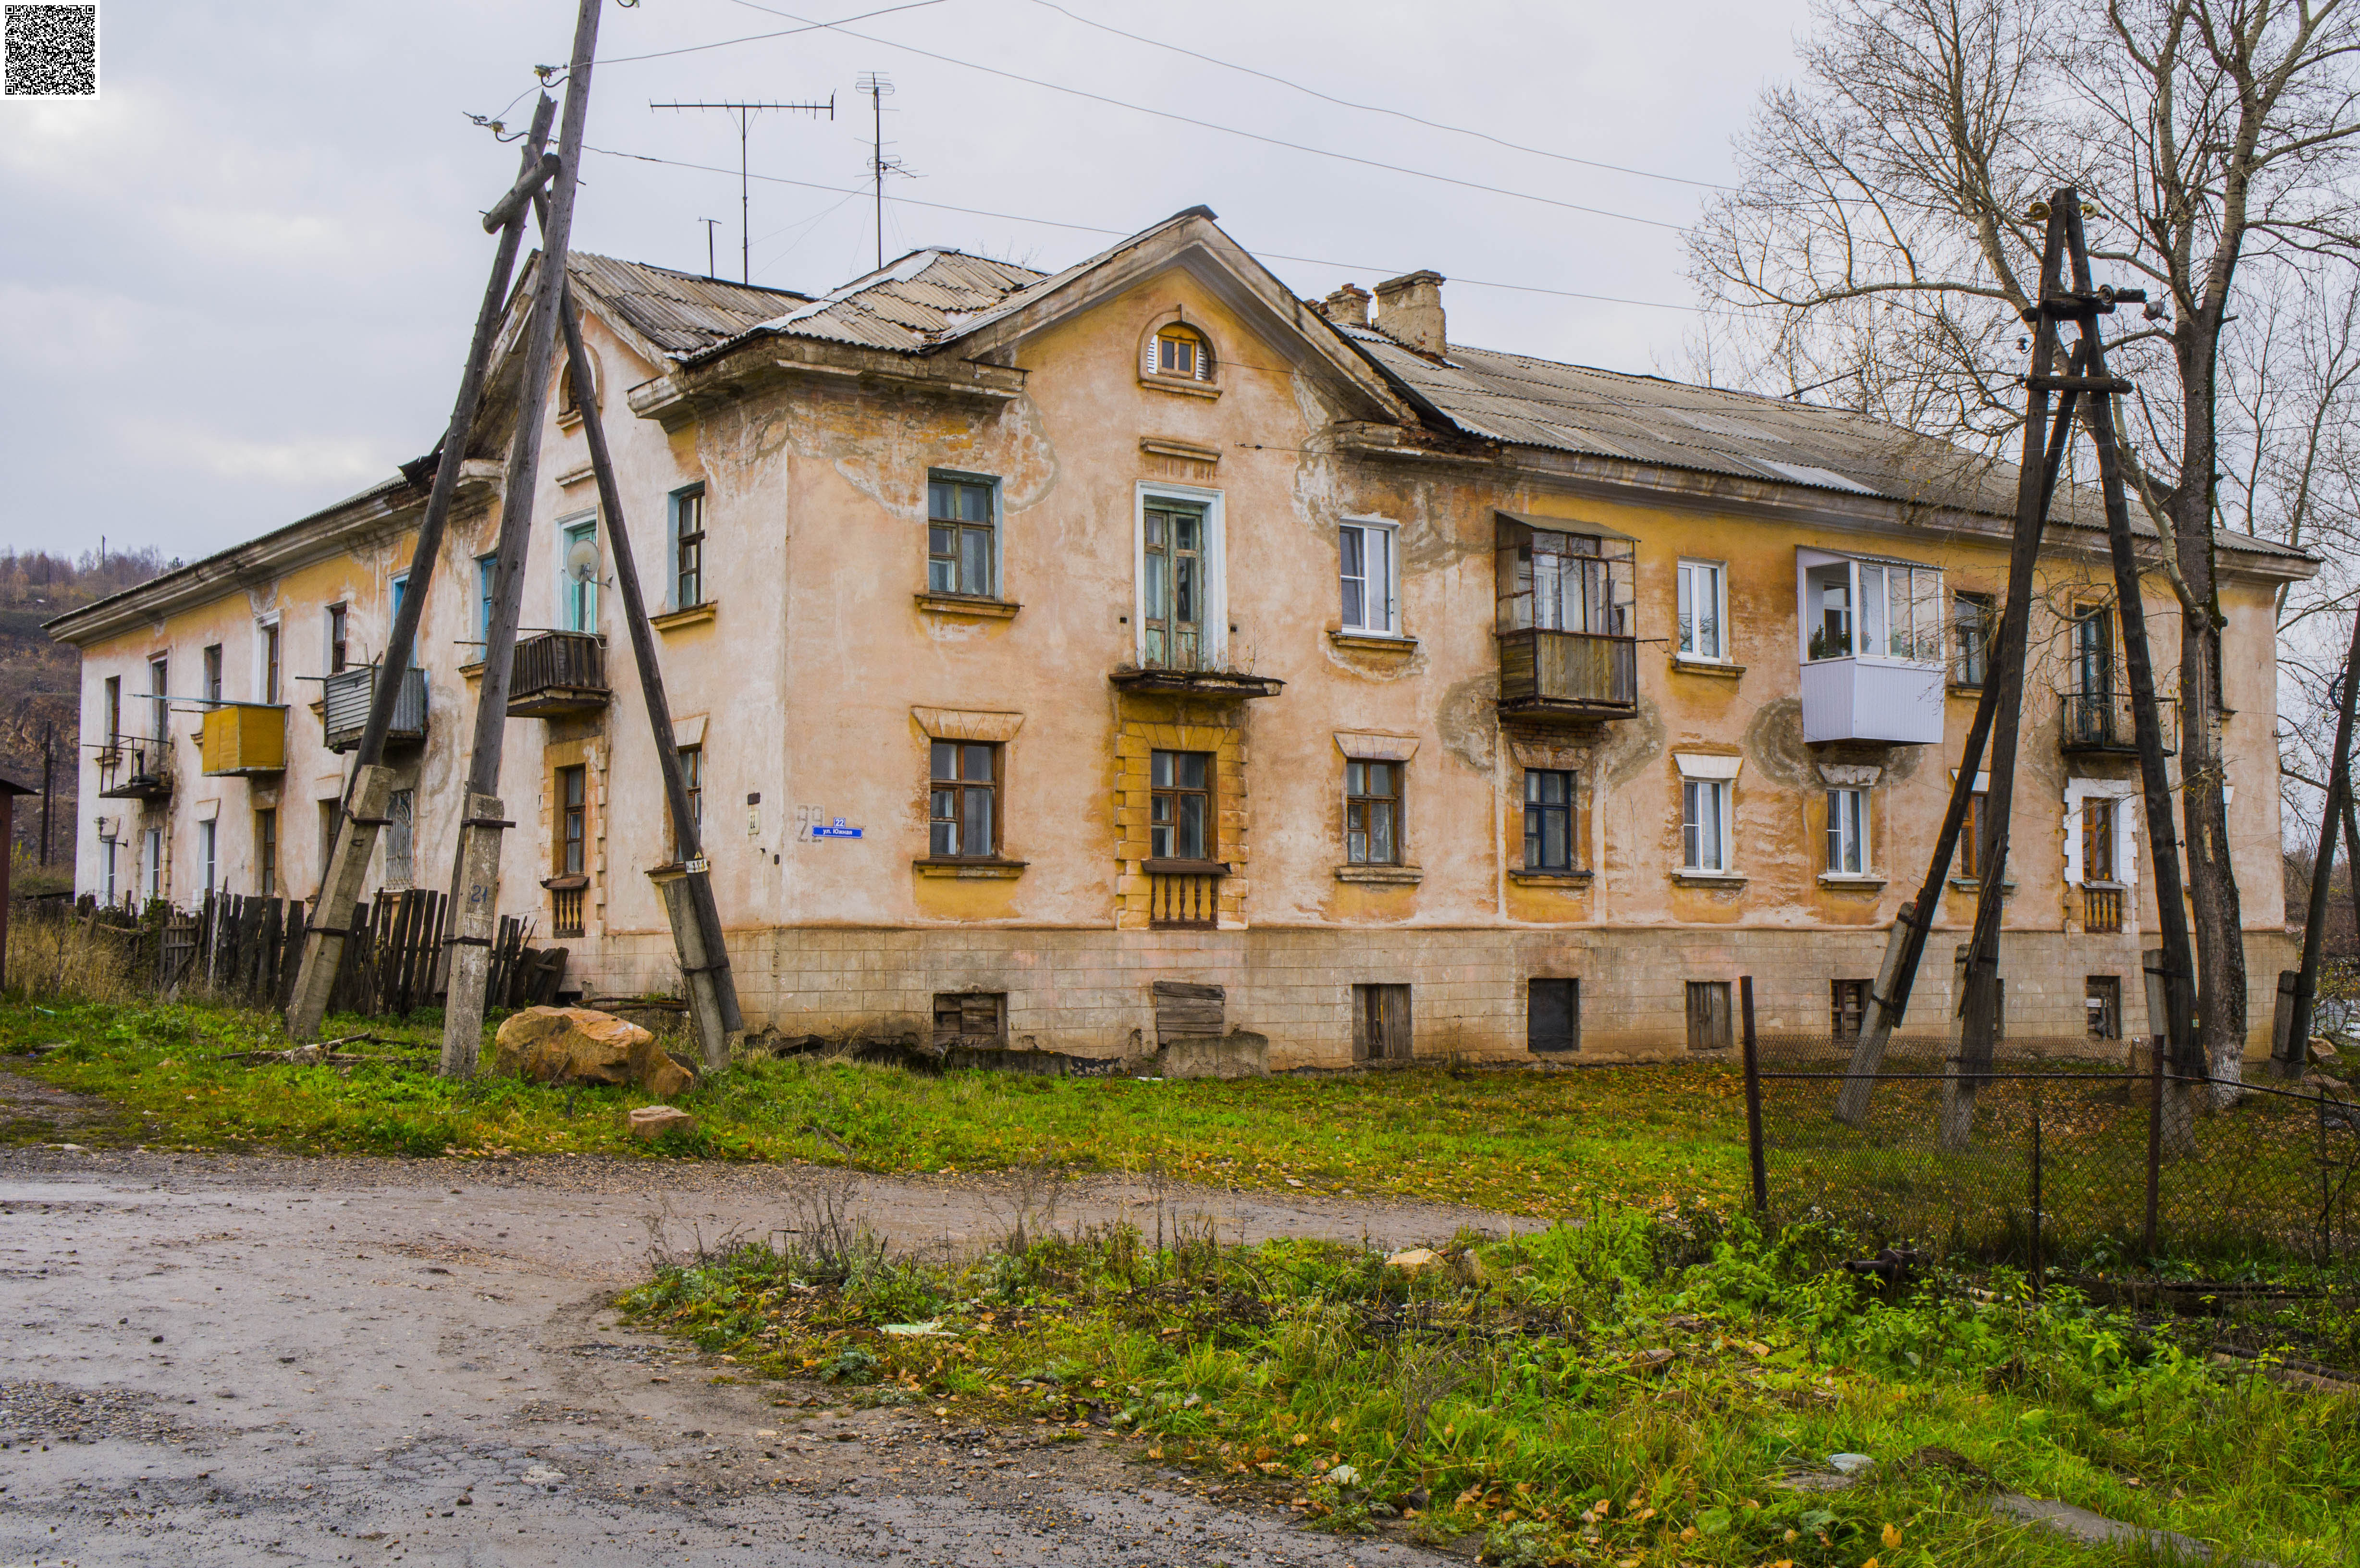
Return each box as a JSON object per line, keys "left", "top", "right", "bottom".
{"left": 507, "top": 632, "right": 609, "bottom": 718}
{"left": 321, "top": 665, "right": 428, "bottom": 754}
{"left": 197, "top": 703, "right": 286, "bottom": 777}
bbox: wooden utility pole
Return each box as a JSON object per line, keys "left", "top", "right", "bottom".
{"left": 2286, "top": 613, "right": 2360, "bottom": 1076}
{"left": 438, "top": 0, "right": 607, "bottom": 1079}
{"left": 1941, "top": 198, "right": 2073, "bottom": 1152}
{"left": 282, "top": 92, "right": 560, "bottom": 1042}
{"left": 553, "top": 287, "right": 744, "bottom": 1066}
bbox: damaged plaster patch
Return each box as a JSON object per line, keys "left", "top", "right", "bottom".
{"left": 1745, "top": 698, "right": 1814, "bottom": 789}
{"left": 1595, "top": 696, "right": 1667, "bottom": 789}
{"left": 1435, "top": 676, "right": 1498, "bottom": 773}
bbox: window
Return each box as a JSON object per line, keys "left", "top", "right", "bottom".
{"left": 1676, "top": 559, "right": 1726, "bottom": 660}
{"left": 1344, "top": 760, "right": 1401, "bottom": 865}
{"left": 1498, "top": 523, "right": 1635, "bottom": 636}
{"left": 1959, "top": 788, "right": 1989, "bottom": 880}
{"left": 1952, "top": 591, "right": 1994, "bottom": 686}
{"left": 318, "top": 801, "right": 339, "bottom": 891}
{"left": 1529, "top": 978, "right": 1580, "bottom": 1054}
{"left": 260, "top": 621, "right": 281, "bottom": 703}
{"left": 1831, "top": 978, "right": 1871, "bottom": 1041}
{"left": 2081, "top": 797, "right": 2116, "bottom": 882}
{"left": 1685, "top": 980, "right": 1733, "bottom": 1051}
{"left": 255, "top": 808, "right": 278, "bottom": 899}
{"left": 327, "top": 603, "right": 349, "bottom": 674}
{"left": 476, "top": 554, "right": 498, "bottom": 648}
{"left": 558, "top": 352, "right": 594, "bottom": 416}
{"left": 1683, "top": 779, "right": 1731, "bottom": 872}
{"left": 102, "top": 675, "right": 121, "bottom": 748}
{"left": 1149, "top": 750, "right": 1213, "bottom": 861}
{"left": 198, "top": 819, "right": 217, "bottom": 894}
{"left": 559, "top": 518, "right": 597, "bottom": 632}
{"left": 558, "top": 765, "right": 587, "bottom": 876}
{"left": 926, "top": 476, "right": 996, "bottom": 599}
{"left": 1152, "top": 323, "right": 1213, "bottom": 382}
{"left": 1802, "top": 556, "right": 1943, "bottom": 662}
{"left": 100, "top": 835, "right": 116, "bottom": 904}
{"left": 1339, "top": 520, "right": 1397, "bottom": 634}
{"left": 2072, "top": 605, "right": 2114, "bottom": 698}
{"left": 1523, "top": 768, "right": 1578, "bottom": 871}
{"left": 2087, "top": 976, "right": 2123, "bottom": 1040}
{"left": 1142, "top": 503, "right": 1206, "bottom": 668}
{"left": 385, "top": 788, "right": 415, "bottom": 889}
{"left": 141, "top": 827, "right": 162, "bottom": 902}
{"left": 1353, "top": 983, "right": 1413, "bottom": 1063}
{"left": 933, "top": 992, "right": 1006, "bottom": 1050}
{"left": 148, "top": 656, "right": 169, "bottom": 741}
{"left": 928, "top": 741, "right": 999, "bottom": 858}
{"left": 202, "top": 644, "right": 223, "bottom": 703}
{"left": 673, "top": 485, "right": 708, "bottom": 609}
{"left": 673, "top": 745, "right": 703, "bottom": 856}
{"left": 1826, "top": 787, "right": 1868, "bottom": 875}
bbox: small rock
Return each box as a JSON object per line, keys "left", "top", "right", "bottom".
{"left": 1449, "top": 1249, "right": 1487, "bottom": 1287}
{"left": 1829, "top": 1452, "right": 1874, "bottom": 1475}
{"left": 1626, "top": 1348, "right": 1677, "bottom": 1373}
{"left": 2311, "top": 1037, "right": 2339, "bottom": 1062}
{"left": 1385, "top": 1248, "right": 1442, "bottom": 1274}
{"left": 628, "top": 1106, "right": 699, "bottom": 1140}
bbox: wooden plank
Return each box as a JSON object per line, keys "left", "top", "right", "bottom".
{"left": 1151, "top": 980, "right": 1225, "bottom": 1000}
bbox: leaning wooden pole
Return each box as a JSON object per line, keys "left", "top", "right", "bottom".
{"left": 1942, "top": 195, "right": 2073, "bottom": 1152}
{"left": 2062, "top": 204, "right": 2201, "bottom": 1135}
{"left": 284, "top": 93, "right": 560, "bottom": 1041}
{"left": 439, "top": 0, "right": 605, "bottom": 1079}
{"left": 554, "top": 285, "right": 744, "bottom": 1067}
{"left": 1834, "top": 387, "right": 2082, "bottom": 1126}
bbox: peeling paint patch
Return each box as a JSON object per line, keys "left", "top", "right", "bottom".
{"left": 1434, "top": 676, "right": 1498, "bottom": 772}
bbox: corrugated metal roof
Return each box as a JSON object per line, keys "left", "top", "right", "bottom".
{"left": 748, "top": 249, "right": 1050, "bottom": 353}
{"left": 567, "top": 254, "right": 811, "bottom": 355}
{"left": 1344, "top": 328, "right": 2311, "bottom": 561}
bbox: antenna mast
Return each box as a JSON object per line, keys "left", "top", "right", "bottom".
{"left": 856, "top": 71, "right": 908, "bottom": 270}
{"left": 651, "top": 96, "right": 834, "bottom": 283}
{"left": 698, "top": 217, "right": 721, "bottom": 280}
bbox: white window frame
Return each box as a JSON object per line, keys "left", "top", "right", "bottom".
{"left": 147, "top": 654, "right": 170, "bottom": 743}
{"left": 556, "top": 512, "right": 599, "bottom": 633}
{"left": 1796, "top": 549, "right": 1944, "bottom": 667}
{"left": 100, "top": 835, "right": 118, "bottom": 903}
{"left": 1132, "top": 482, "right": 1227, "bottom": 668}
{"left": 1825, "top": 786, "right": 1869, "bottom": 876}
{"left": 1682, "top": 778, "right": 1732, "bottom": 872}
{"left": 1338, "top": 516, "right": 1401, "bottom": 636}
{"left": 254, "top": 613, "right": 283, "bottom": 704}
{"left": 141, "top": 826, "right": 162, "bottom": 902}
{"left": 198, "top": 818, "right": 218, "bottom": 894}
{"left": 2063, "top": 779, "right": 2139, "bottom": 887}
{"left": 1676, "top": 558, "right": 1728, "bottom": 662}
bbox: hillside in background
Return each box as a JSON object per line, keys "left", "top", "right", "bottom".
{"left": 0, "top": 548, "right": 170, "bottom": 889}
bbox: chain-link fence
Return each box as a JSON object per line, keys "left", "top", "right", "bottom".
{"left": 1738, "top": 1004, "right": 2360, "bottom": 1270}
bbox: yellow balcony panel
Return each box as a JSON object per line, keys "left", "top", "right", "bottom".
{"left": 198, "top": 703, "right": 286, "bottom": 778}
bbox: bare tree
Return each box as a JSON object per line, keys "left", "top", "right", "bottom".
{"left": 1692, "top": 0, "right": 2360, "bottom": 1090}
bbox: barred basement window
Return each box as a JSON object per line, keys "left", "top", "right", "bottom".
{"left": 1831, "top": 978, "right": 1870, "bottom": 1041}
{"left": 934, "top": 992, "right": 1006, "bottom": 1050}
{"left": 2087, "top": 976, "right": 2122, "bottom": 1040}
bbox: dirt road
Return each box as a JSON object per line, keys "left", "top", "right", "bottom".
{"left": 0, "top": 1135, "right": 1520, "bottom": 1567}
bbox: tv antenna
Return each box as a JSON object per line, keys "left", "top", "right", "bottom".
{"left": 856, "top": 72, "right": 914, "bottom": 270}
{"left": 651, "top": 96, "right": 835, "bottom": 283}
{"left": 697, "top": 217, "right": 721, "bottom": 280}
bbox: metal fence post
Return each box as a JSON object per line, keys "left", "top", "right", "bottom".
{"left": 2029, "top": 1081, "right": 2044, "bottom": 1301}
{"left": 1741, "top": 975, "right": 1767, "bottom": 1216}
{"left": 2144, "top": 1035, "right": 2163, "bottom": 1258}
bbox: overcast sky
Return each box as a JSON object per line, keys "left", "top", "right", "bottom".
{"left": 0, "top": 0, "right": 1815, "bottom": 561}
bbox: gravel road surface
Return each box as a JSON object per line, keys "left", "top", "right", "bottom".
{"left": 0, "top": 1137, "right": 1517, "bottom": 1567}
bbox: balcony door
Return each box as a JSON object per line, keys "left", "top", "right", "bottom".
{"left": 560, "top": 517, "right": 598, "bottom": 633}
{"left": 1142, "top": 503, "right": 1205, "bottom": 669}
{"left": 2073, "top": 607, "right": 2113, "bottom": 700}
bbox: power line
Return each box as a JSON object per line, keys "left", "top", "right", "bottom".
{"left": 593, "top": 0, "right": 945, "bottom": 66}
{"left": 1018, "top": 0, "right": 1732, "bottom": 193}
{"left": 579, "top": 144, "right": 1704, "bottom": 310}
{"left": 712, "top": 0, "right": 1694, "bottom": 232}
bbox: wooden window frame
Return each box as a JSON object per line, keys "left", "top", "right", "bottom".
{"left": 673, "top": 745, "right": 703, "bottom": 857}
{"left": 1960, "top": 789, "right": 1989, "bottom": 880}
{"left": 933, "top": 992, "right": 1007, "bottom": 1050}
{"left": 1152, "top": 323, "right": 1214, "bottom": 383}
{"left": 1344, "top": 758, "right": 1402, "bottom": 866}
{"left": 2071, "top": 603, "right": 2115, "bottom": 699}
{"left": 673, "top": 485, "right": 708, "bottom": 610}
{"left": 2081, "top": 796, "right": 2117, "bottom": 883}
{"left": 327, "top": 602, "right": 349, "bottom": 674}
{"left": 1952, "top": 591, "right": 1994, "bottom": 687}
{"left": 201, "top": 644, "right": 223, "bottom": 704}
{"left": 1149, "top": 748, "right": 1215, "bottom": 864}
{"left": 926, "top": 474, "right": 998, "bottom": 600}
{"left": 1522, "top": 767, "right": 1579, "bottom": 871}
{"left": 255, "top": 807, "right": 278, "bottom": 899}
{"left": 928, "top": 739, "right": 1001, "bottom": 860}
{"left": 557, "top": 764, "right": 588, "bottom": 878}
{"left": 260, "top": 620, "right": 282, "bottom": 705}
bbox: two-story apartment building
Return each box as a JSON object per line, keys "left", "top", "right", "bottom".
{"left": 49, "top": 208, "right": 2311, "bottom": 1065}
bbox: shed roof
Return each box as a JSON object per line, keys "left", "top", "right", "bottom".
{"left": 565, "top": 254, "right": 811, "bottom": 356}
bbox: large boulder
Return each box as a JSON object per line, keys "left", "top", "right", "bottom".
{"left": 494, "top": 1006, "right": 695, "bottom": 1095}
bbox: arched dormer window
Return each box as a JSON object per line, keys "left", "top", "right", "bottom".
{"left": 1146, "top": 322, "right": 1214, "bottom": 383}
{"left": 557, "top": 353, "right": 598, "bottom": 423}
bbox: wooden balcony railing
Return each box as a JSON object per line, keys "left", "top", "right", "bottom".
{"left": 550, "top": 882, "right": 586, "bottom": 939}
{"left": 321, "top": 665, "right": 429, "bottom": 753}
{"left": 1497, "top": 629, "right": 1638, "bottom": 722}
{"left": 508, "top": 632, "right": 609, "bottom": 718}
{"left": 2084, "top": 883, "right": 2125, "bottom": 934}
{"left": 1145, "top": 859, "right": 1225, "bottom": 929}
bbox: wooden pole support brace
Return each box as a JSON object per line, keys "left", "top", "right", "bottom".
{"left": 463, "top": 817, "right": 516, "bottom": 830}
{"left": 2028, "top": 374, "right": 2134, "bottom": 393}
{"left": 482, "top": 153, "right": 562, "bottom": 233}
{"left": 446, "top": 934, "right": 495, "bottom": 948}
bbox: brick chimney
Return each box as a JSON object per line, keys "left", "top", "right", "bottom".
{"left": 1317, "top": 283, "right": 1371, "bottom": 329}
{"left": 1372, "top": 270, "right": 1445, "bottom": 355}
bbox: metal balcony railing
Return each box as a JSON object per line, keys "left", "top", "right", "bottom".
{"left": 1496, "top": 629, "right": 1638, "bottom": 721}
{"left": 2060, "top": 688, "right": 2177, "bottom": 756}
{"left": 97, "top": 743, "right": 173, "bottom": 801}
{"left": 321, "top": 665, "right": 429, "bottom": 753}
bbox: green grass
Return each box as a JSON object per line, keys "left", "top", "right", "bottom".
{"left": 621, "top": 1209, "right": 2360, "bottom": 1567}
{"left": 0, "top": 997, "right": 1748, "bottom": 1216}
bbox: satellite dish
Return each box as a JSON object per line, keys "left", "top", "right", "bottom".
{"left": 565, "top": 537, "right": 602, "bottom": 585}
